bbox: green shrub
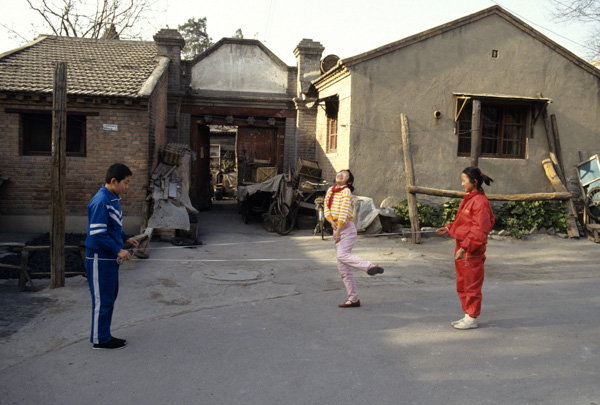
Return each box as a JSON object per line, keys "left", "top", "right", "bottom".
{"left": 497, "top": 200, "right": 567, "bottom": 238}
{"left": 394, "top": 199, "right": 461, "bottom": 228}
{"left": 393, "top": 199, "right": 437, "bottom": 227}
{"left": 393, "top": 198, "right": 567, "bottom": 239}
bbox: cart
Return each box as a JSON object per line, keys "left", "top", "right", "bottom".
{"left": 237, "top": 174, "right": 288, "bottom": 225}
{"left": 575, "top": 154, "right": 600, "bottom": 242}
{"left": 237, "top": 159, "right": 331, "bottom": 236}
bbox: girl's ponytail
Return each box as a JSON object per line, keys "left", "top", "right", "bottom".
{"left": 463, "top": 167, "right": 494, "bottom": 191}
{"left": 481, "top": 173, "right": 493, "bottom": 187}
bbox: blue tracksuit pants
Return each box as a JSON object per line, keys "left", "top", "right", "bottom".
{"left": 86, "top": 250, "right": 119, "bottom": 344}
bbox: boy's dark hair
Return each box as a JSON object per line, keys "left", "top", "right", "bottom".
{"left": 463, "top": 166, "right": 493, "bottom": 192}
{"left": 105, "top": 163, "right": 132, "bottom": 184}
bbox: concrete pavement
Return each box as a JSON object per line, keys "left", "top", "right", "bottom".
{"left": 0, "top": 200, "right": 599, "bottom": 404}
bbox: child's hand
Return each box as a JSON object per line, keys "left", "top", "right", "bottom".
{"left": 454, "top": 248, "right": 465, "bottom": 260}
{"left": 117, "top": 249, "right": 131, "bottom": 262}
{"left": 125, "top": 238, "right": 139, "bottom": 248}
{"left": 436, "top": 227, "right": 448, "bottom": 236}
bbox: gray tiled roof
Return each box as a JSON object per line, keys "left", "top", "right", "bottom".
{"left": 0, "top": 36, "right": 160, "bottom": 98}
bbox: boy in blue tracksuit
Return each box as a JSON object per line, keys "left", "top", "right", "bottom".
{"left": 85, "top": 163, "right": 138, "bottom": 350}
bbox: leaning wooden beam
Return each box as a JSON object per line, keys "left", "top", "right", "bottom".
{"left": 541, "top": 104, "right": 566, "bottom": 184}
{"left": 550, "top": 115, "right": 565, "bottom": 177}
{"left": 542, "top": 159, "right": 580, "bottom": 238}
{"left": 400, "top": 113, "right": 421, "bottom": 244}
{"left": 406, "top": 185, "right": 571, "bottom": 201}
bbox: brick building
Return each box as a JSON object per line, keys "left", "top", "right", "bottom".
{"left": 0, "top": 35, "right": 170, "bottom": 233}
{"left": 0, "top": 31, "right": 327, "bottom": 232}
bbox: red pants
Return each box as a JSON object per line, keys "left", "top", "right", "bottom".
{"left": 454, "top": 244, "right": 486, "bottom": 318}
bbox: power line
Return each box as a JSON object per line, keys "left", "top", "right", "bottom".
{"left": 0, "top": 21, "right": 29, "bottom": 43}
{"left": 490, "top": 0, "right": 598, "bottom": 55}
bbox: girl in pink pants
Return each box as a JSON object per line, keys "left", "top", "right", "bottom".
{"left": 324, "top": 169, "right": 384, "bottom": 308}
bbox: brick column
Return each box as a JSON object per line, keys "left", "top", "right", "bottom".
{"left": 293, "top": 39, "right": 324, "bottom": 163}
{"left": 153, "top": 29, "right": 185, "bottom": 142}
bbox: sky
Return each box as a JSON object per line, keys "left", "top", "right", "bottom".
{"left": 0, "top": 0, "right": 596, "bottom": 65}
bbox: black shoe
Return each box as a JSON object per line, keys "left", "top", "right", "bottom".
{"left": 111, "top": 336, "right": 127, "bottom": 345}
{"left": 367, "top": 266, "right": 384, "bottom": 276}
{"left": 92, "top": 337, "right": 127, "bottom": 350}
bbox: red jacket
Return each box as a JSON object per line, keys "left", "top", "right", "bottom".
{"left": 446, "top": 191, "right": 495, "bottom": 252}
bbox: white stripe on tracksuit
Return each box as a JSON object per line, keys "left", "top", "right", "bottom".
{"left": 91, "top": 253, "right": 101, "bottom": 344}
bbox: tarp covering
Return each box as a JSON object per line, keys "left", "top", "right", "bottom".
{"left": 353, "top": 196, "right": 397, "bottom": 233}
{"left": 237, "top": 174, "right": 285, "bottom": 202}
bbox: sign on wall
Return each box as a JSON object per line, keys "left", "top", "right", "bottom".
{"left": 103, "top": 124, "right": 118, "bottom": 131}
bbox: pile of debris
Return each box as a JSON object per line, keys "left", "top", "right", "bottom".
{"left": 145, "top": 143, "right": 199, "bottom": 239}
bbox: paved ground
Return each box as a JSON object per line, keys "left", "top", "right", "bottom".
{"left": 0, "top": 200, "right": 599, "bottom": 405}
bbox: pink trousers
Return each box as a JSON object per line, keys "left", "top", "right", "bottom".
{"left": 335, "top": 221, "right": 374, "bottom": 302}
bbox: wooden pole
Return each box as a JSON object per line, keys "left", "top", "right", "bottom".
{"left": 550, "top": 114, "right": 565, "bottom": 176}
{"left": 541, "top": 105, "right": 566, "bottom": 185}
{"left": 50, "top": 62, "right": 67, "bottom": 288}
{"left": 406, "top": 185, "right": 571, "bottom": 201}
{"left": 542, "top": 159, "right": 580, "bottom": 238}
{"left": 470, "top": 99, "right": 481, "bottom": 167}
{"left": 400, "top": 113, "right": 421, "bottom": 243}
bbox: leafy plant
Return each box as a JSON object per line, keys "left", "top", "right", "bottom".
{"left": 437, "top": 198, "right": 462, "bottom": 226}
{"left": 497, "top": 200, "right": 568, "bottom": 238}
{"left": 394, "top": 199, "right": 447, "bottom": 228}
{"left": 394, "top": 198, "right": 567, "bottom": 239}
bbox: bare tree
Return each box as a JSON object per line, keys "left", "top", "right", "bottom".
{"left": 550, "top": 0, "right": 600, "bottom": 58}
{"left": 178, "top": 17, "right": 212, "bottom": 59}
{"left": 550, "top": 0, "right": 600, "bottom": 22}
{"left": 26, "top": 0, "right": 155, "bottom": 39}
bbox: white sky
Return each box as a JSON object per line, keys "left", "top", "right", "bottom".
{"left": 0, "top": 0, "right": 596, "bottom": 65}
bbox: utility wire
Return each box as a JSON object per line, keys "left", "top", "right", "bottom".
{"left": 490, "top": 0, "right": 598, "bottom": 54}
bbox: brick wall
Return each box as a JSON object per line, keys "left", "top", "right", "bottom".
{"left": 284, "top": 117, "right": 297, "bottom": 170}
{"left": 294, "top": 104, "right": 318, "bottom": 161}
{"left": 0, "top": 100, "right": 155, "bottom": 219}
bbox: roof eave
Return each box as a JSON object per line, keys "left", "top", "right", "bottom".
{"left": 317, "top": 5, "right": 600, "bottom": 82}
{"left": 137, "top": 56, "right": 170, "bottom": 97}
{"left": 0, "top": 36, "right": 48, "bottom": 59}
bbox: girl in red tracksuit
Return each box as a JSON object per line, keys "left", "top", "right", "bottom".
{"left": 436, "top": 167, "right": 495, "bottom": 330}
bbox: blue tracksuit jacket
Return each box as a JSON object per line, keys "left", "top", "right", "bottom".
{"left": 85, "top": 185, "right": 128, "bottom": 255}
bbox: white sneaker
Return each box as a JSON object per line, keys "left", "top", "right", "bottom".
{"left": 453, "top": 315, "right": 478, "bottom": 330}
{"left": 451, "top": 314, "right": 468, "bottom": 326}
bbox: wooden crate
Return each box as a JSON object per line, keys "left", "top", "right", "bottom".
{"left": 253, "top": 166, "right": 277, "bottom": 183}
{"left": 296, "top": 158, "right": 321, "bottom": 179}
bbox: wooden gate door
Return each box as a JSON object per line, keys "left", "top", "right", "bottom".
{"left": 237, "top": 127, "right": 278, "bottom": 183}
{"left": 191, "top": 123, "right": 211, "bottom": 209}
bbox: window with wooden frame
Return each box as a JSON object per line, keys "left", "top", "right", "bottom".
{"left": 457, "top": 101, "right": 527, "bottom": 158}
{"left": 325, "top": 97, "right": 339, "bottom": 153}
{"left": 20, "top": 112, "right": 87, "bottom": 156}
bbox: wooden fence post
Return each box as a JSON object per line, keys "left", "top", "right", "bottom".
{"left": 400, "top": 114, "right": 421, "bottom": 243}
{"left": 51, "top": 62, "right": 67, "bottom": 288}
{"left": 470, "top": 99, "right": 481, "bottom": 168}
